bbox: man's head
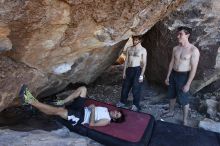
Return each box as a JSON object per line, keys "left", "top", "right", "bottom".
{"left": 177, "top": 26, "right": 192, "bottom": 44}
{"left": 110, "top": 109, "right": 125, "bottom": 123}
{"left": 132, "top": 35, "right": 143, "bottom": 46}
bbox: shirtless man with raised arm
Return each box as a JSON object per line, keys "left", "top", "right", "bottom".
{"left": 116, "top": 35, "right": 147, "bottom": 111}
{"left": 161, "top": 26, "right": 200, "bottom": 126}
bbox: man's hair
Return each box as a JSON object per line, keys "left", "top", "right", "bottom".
{"left": 111, "top": 110, "right": 125, "bottom": 123}
{"left": 132, "top": 35, "right": 143, "bottom": 42}
{"left": 177, "top": 26, "right": 192, "bottom": 35}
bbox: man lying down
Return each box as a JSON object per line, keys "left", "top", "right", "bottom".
{"left": 19, "top": 85, "right": 125, "bottom": 127}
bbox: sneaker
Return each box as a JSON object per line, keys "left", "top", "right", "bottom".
{"left": 116, "top": 101, "right": 125, "bottom": 108}
{"left": 19, "top": 84, "right": 37, "bottom": 105}
{"left": 53, "top": 100, "right": 65, "bottom": 106}
{"left": 131, "top": 105, "right": 138, "bottom": 111}
{"left": 19, "top": 84, "right": 28, "bottom": 105}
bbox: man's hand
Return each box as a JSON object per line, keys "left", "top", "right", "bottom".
{"left": 88, "top": 104, "right": 95, "bottom": 109}
{"left": 182, "top": 84, "right": 190, "bottom": 93}
{"left": 139, "top": 75, "right": 144, "bottom": 83}
{"left": 165, "top": 78, "right": 169, "bottom": 85}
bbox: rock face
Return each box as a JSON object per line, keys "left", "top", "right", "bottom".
{"left": 197, "top": 92, "right": 220, "bottom": 121}
{"left": 0, "top": 127, "right": 101, "bottom": 146}
{"left": 199, "top": 118, "right": 220, "bottom": 134}
{"left": 0, "top": 56, "right": 47, "bottom": 111}
{"left": 206, "top": 99, "right": 218, "bottom": 119}
{"left": 0, "top": 0, "right": 185, "bottom": 111}
{"left": 218, "top": 102, "right": 220, "bottom": 113}
{"left": 142, "top": 0, "right": 220, "bottom": 92}
{"left": 0, "top": 23, "right": 12, "bottom": 51}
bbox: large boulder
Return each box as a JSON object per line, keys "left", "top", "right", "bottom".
{"left": 0, "top": 22, "right": 12, "bottom": 51}
{"left": 199, "top": 118, "right": 220, "bottom": 134}
{"left": 218, "top": 102, "right": 220, "bottom": 113}
{"left": 142, "top": 0, "right": 220, "bottom": 93}
{"left": 0, "top": 56, "right": 48, "bottom": 111}
{"left": 206, "top": 99, "right": 218, "bottom": 119}
{"left": 0, "top": 127, "right": 99, "bottom": 146}
{"left": 0, "top": 0, "right": 185, "bottom": 111}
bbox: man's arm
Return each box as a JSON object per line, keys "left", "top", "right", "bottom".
{"left": 141, "top": 49, "right": 147, "bottom": 76}
{"left": 139, "top": 49, "right": 147, "bottom": 82}
{"left": 89, "top": 119, "right": 110, "bottom": 127}
{"left": 123, "top": 49, "right": 129, "bottom": 79}
{"left": 165, "top": 47, "right": 175, "bottom": 85}
{"left": 183, "top": 48, "right": 200, "bottom": 92}
{"left": 89, "top": 106, "right": 110, "bottom": 127}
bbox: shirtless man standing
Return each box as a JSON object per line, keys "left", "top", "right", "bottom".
{"left": 161, "top": 26, "right": 200, "bottom": 125}
{"left": 116, "top": 35, "right": 147, "bottom": 111}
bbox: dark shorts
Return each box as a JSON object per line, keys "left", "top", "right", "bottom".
{"left": 65, "top": 97, "right": 86, "bottom": 124}
{"left": 168, "top": 70, "right": 190, "bottom": 106}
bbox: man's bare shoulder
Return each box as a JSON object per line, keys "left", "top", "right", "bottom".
{"left": 173, "top": 45, "right": 180, "bottom": 50}
{"left": 173, "top": 46, "right": 180, "bottom": 51}
{"left": 127, "top": 46, "right": 132, "bottom": 51}
{"left": 191, "top": 45, "right": 200, "bottom": 55}
{"left": 141, "top": 47, "right": 147, "bottom": 53}
{"left": 139, "top": 46, "right": 147, "bottom": 52}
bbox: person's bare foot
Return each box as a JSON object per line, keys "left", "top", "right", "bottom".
{"left": 183, "top": 120, "right": 188, "bottom": 126}
{"left": 160, "top": 110, "right": 174, "bottom": 118}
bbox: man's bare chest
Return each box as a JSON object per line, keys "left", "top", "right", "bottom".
{"left": 128, "top": 49, "right": 141, "bottom": 57}
{"left": 174, "top": 49, "right": 192, "bottom": 61}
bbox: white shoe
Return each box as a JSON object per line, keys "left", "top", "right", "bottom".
{"left": 116, "top": 101, "right": 125, "bottom": 108}
{"left": 131, "top": 105, "right": 138, "bottom": 111}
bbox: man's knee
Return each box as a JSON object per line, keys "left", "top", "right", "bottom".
{"left": 78, "top": 86, "right": 87, "bottom": 98}
{"left": 57, "top": 108, "right": 68, "bottom": 119}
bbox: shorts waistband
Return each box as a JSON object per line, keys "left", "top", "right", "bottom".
{"left": 172, "top": 69, "right": 190, "bottom": 75}
{"left": 127, "top": 66, "right": 141, "bottom": 69}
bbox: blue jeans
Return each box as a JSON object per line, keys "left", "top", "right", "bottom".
{"left": 120, "top": 66, "right": 142, "bottom": 108}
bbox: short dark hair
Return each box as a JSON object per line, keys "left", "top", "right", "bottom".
{"left": 111, "top": 110, "right": 125, "bottom": 123}
{"left": 132, "top": 35, "right": 143, "bottom": 42}
{"left": 177, "top": 26, "right": 192, "bottom": 35}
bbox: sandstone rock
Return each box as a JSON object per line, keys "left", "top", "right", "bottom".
{"left": 190, "top": 69, "right": 220, "bottom": 94}
{"left": 51, "top": 126, "right": 70, "bottom": 138}
{"left": 198, "top": 100, "right": 207, "bottom": 114}
{"left": 0, "top": 23, "right": 12, "bottom": 51}
{"left": 0, "top": 56, "right": 48, "bottom": 111}
{"left": 218, "top": 102, "right": 220, "bottom": 113}
{"left": 115, "top": 53, "right": 126, "bottom": 65}
{"left": 198, "top": 98, "right": 219, "bottom": 120}
{"left": 142, "top": 0, "right": 220, "bottom": 91}
{"left": 0, "top": 128, "right": 101, "bottom": 146}
{"left": 199, "top": 118, "right": 220, "bottom": 133}
{"left": 0, "top": 37, "right": 12, "bottom": 51}
{"left": 0, "top": 0, "right": 186, "bottom": 111}
{"left": 206, "top": 99, "right": 218, "bottom": 119}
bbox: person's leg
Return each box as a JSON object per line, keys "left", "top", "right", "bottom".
{"left": 30, "top": 96, "right": 82, "bottom": 126}
{"left": 176, "top": 72, "right": 190, "bottom": 125}
{"left": 119, "top": 68, "right": 133, "bottom": 105}
{"left": 31, "top": 101, "right": 68, "bottom": 119}
{"left": 168, "top": 98, "right": 176, "bottom": 114}
{"left": 178, "top": 89, "right": 190, "bottom": 125}
{"left": 132, "top": 67, "right": 142, "bottom": 110}
{"left": 161, "top": 71, "right": 176, "bottom": 118}
{"left": 19, "top": 86, "right": 68, "bottom": 119}
{"left": 62, "top": 86, "right": 87, "bottom": 104}
{"left": 19, "top": 85, "right": 83, "bottom": 126}
{"left": 183, "top": 104, "right": 189, "bottom": 125}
